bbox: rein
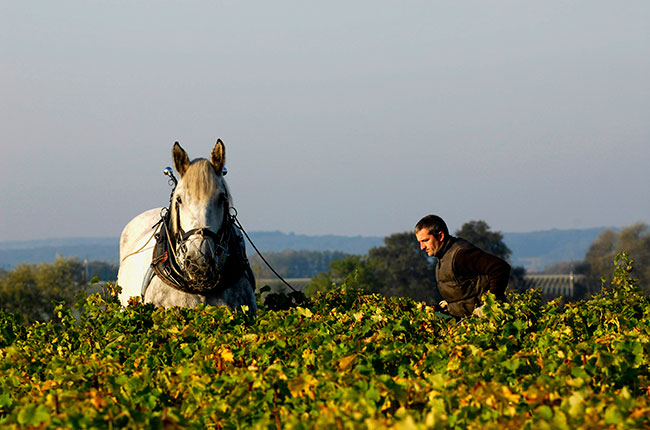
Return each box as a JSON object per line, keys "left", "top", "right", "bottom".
{"left": 230, "top": 209, "right": 299, "bottom": 294}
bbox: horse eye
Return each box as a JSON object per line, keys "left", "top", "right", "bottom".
{"left": 176, "top": 196, "right": 182, "bottom": 205}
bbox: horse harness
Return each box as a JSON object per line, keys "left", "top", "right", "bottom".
{"left": 141, "top": 193, "right": 253, "bottom": 299}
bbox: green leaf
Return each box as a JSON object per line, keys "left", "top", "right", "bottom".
{"left": 567, "top": 392, "right": 585, "bottom": 417}
{"left": 596, "top": 351, "right": 615, "bottom": 368}
{"left": 0, "top": 393, "right": 12, "bottom": 408}
{"left": 604, "top": 404, "right": 624, "bottom": 425}
{"left": 536, "top": 405, "right": 553, "bottom": 420}
{"left": 502, "top": 358, "right": 520, "bottom": 372}
{"left": 366, "top": 386, "right": 381, "bottom": 403}
{"left": 552, "top": 410, "right": 569, "bottom": 430}
{"left": 17, "top": 404, "right": 50, "bottom": 426}
{"left": 512, "top": 319, "right": 527, "bottom": 331}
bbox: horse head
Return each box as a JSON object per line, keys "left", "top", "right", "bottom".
{"left": 169, "top": 140, "right": 231, "bottom": 288}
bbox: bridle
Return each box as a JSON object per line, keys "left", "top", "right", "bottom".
{"left": 164, "top": 166, "right": 231, "bottom": 246}
{"left": 170, "top": 189, "right": 232, "bottom": 268}
{"left": 147, "top": 166, "right": 249, "bottom": 296}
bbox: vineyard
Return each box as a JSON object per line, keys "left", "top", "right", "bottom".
{"left": 1, "top": 253, "right": 649, "bottom": 429}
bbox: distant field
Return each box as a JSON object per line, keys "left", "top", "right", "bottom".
{"left": 256, "top": 278, "right": 311, "bottom": 292}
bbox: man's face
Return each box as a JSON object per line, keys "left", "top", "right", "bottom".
{"left": 416, "top": 229, "right": 445, "bottom": 257}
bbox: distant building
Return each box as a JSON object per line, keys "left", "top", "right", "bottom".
{"left": 521, "top": 273, "right": 591, "bottom": 303}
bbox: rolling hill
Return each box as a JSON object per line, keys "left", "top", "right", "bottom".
{"left": 0, "top": 227, "right": 609, "bottom": 271}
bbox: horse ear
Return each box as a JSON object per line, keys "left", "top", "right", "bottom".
{"left": 211, "top": 139, "right": 226, "bottom": 173}
{"left": 172, "top": 142, "right": 190, "bottom": 177}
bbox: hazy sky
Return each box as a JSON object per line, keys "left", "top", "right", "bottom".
{"left": 2, "top": 1, "right": 649, "bottom": 242}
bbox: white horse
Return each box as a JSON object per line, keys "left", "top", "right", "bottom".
{"left": 117, "top": 140, "right": 257, "bottom": 315}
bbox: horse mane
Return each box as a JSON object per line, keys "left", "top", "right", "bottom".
{"left": 182, "top": 159, "right": 223, "bottom": 202}
{"left": 170, "top": 159, "right": 231, "bottom": 231}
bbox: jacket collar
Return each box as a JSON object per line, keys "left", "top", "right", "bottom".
{"left": 434, "top": 235, "right": 457, "bottom": 260}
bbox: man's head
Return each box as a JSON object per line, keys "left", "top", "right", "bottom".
{"left": 414, "top": 214, "right": 449, "bottom": 257}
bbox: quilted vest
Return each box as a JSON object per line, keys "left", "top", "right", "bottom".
{"left": 435, "top": 237, "right": 489, "bottom": 317}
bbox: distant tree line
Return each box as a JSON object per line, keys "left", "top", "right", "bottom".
{"left": 2, "top": 221, "right": 648, "bottom": 324}
{"left": 306, "top": 232, "right": 439, "bottom": 303}
{"left": 306, "top": 221, "right": 650, "bottom": 302}
{"left": 578, "top": 222, "right": 650, "bottom": 295}
{"left": 0, "top": 257, "right": 117, "bottom": 324}
{"left": 305, "top": 220, "right": 526, "bottom": 304}
{"left": 249, "top": 249, "right": 348, "bottom": 279}
{"left": 528, "top": 222, "right": 650, "bottom": 296}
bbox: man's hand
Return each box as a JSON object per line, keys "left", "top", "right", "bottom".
{"left": 472, "top": 304, "right": 485, "bottom": 318}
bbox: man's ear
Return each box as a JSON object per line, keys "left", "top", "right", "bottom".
{"left": 438, "top": 232, "right": 445, "bottom": 242}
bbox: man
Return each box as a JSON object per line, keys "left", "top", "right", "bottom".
{"left": 415, "top": 214, "right": 511, "bottom": 318}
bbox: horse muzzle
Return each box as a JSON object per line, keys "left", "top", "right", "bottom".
{"left": 177, "top": 229, "right": 228, "bottom": 287}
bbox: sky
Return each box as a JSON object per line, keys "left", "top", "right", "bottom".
{"left": 1, "top": 1, "right": 649, "bottom": 242}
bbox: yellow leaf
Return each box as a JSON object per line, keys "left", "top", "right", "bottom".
{"left": 302, "top": 348, "right": 316, "bottom": 366}
{"left": 337, "top": 353, "right": 357, "bottom": 370}
{"left": 41, "top": 380, "right": 57, "bottom": 392}
{"left": 219, "top": 347, "right": 234, "bottom": 363}
{"left": 501, "top": 386, "right": 520, "bottom": 403}
{"left": 297, "top": 307, "right": 313, "bottom": 318}
{"left": 288, "top": 374, "right": 317, "bottom": 400}
{"left": 89, "top": 389, "right": 106, "bottom": 409}
{"left": 395, "top": 415, "right": 418, "bottom": 430}
{"left": 381, "top": 398, "right": 392, "bottom": 412}
{"left": 485, "top": 394, "right": 496, "bottom": 408}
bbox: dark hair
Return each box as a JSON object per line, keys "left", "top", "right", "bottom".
{"left": 414, "top": 214, "right": 449, "bottom": 236}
